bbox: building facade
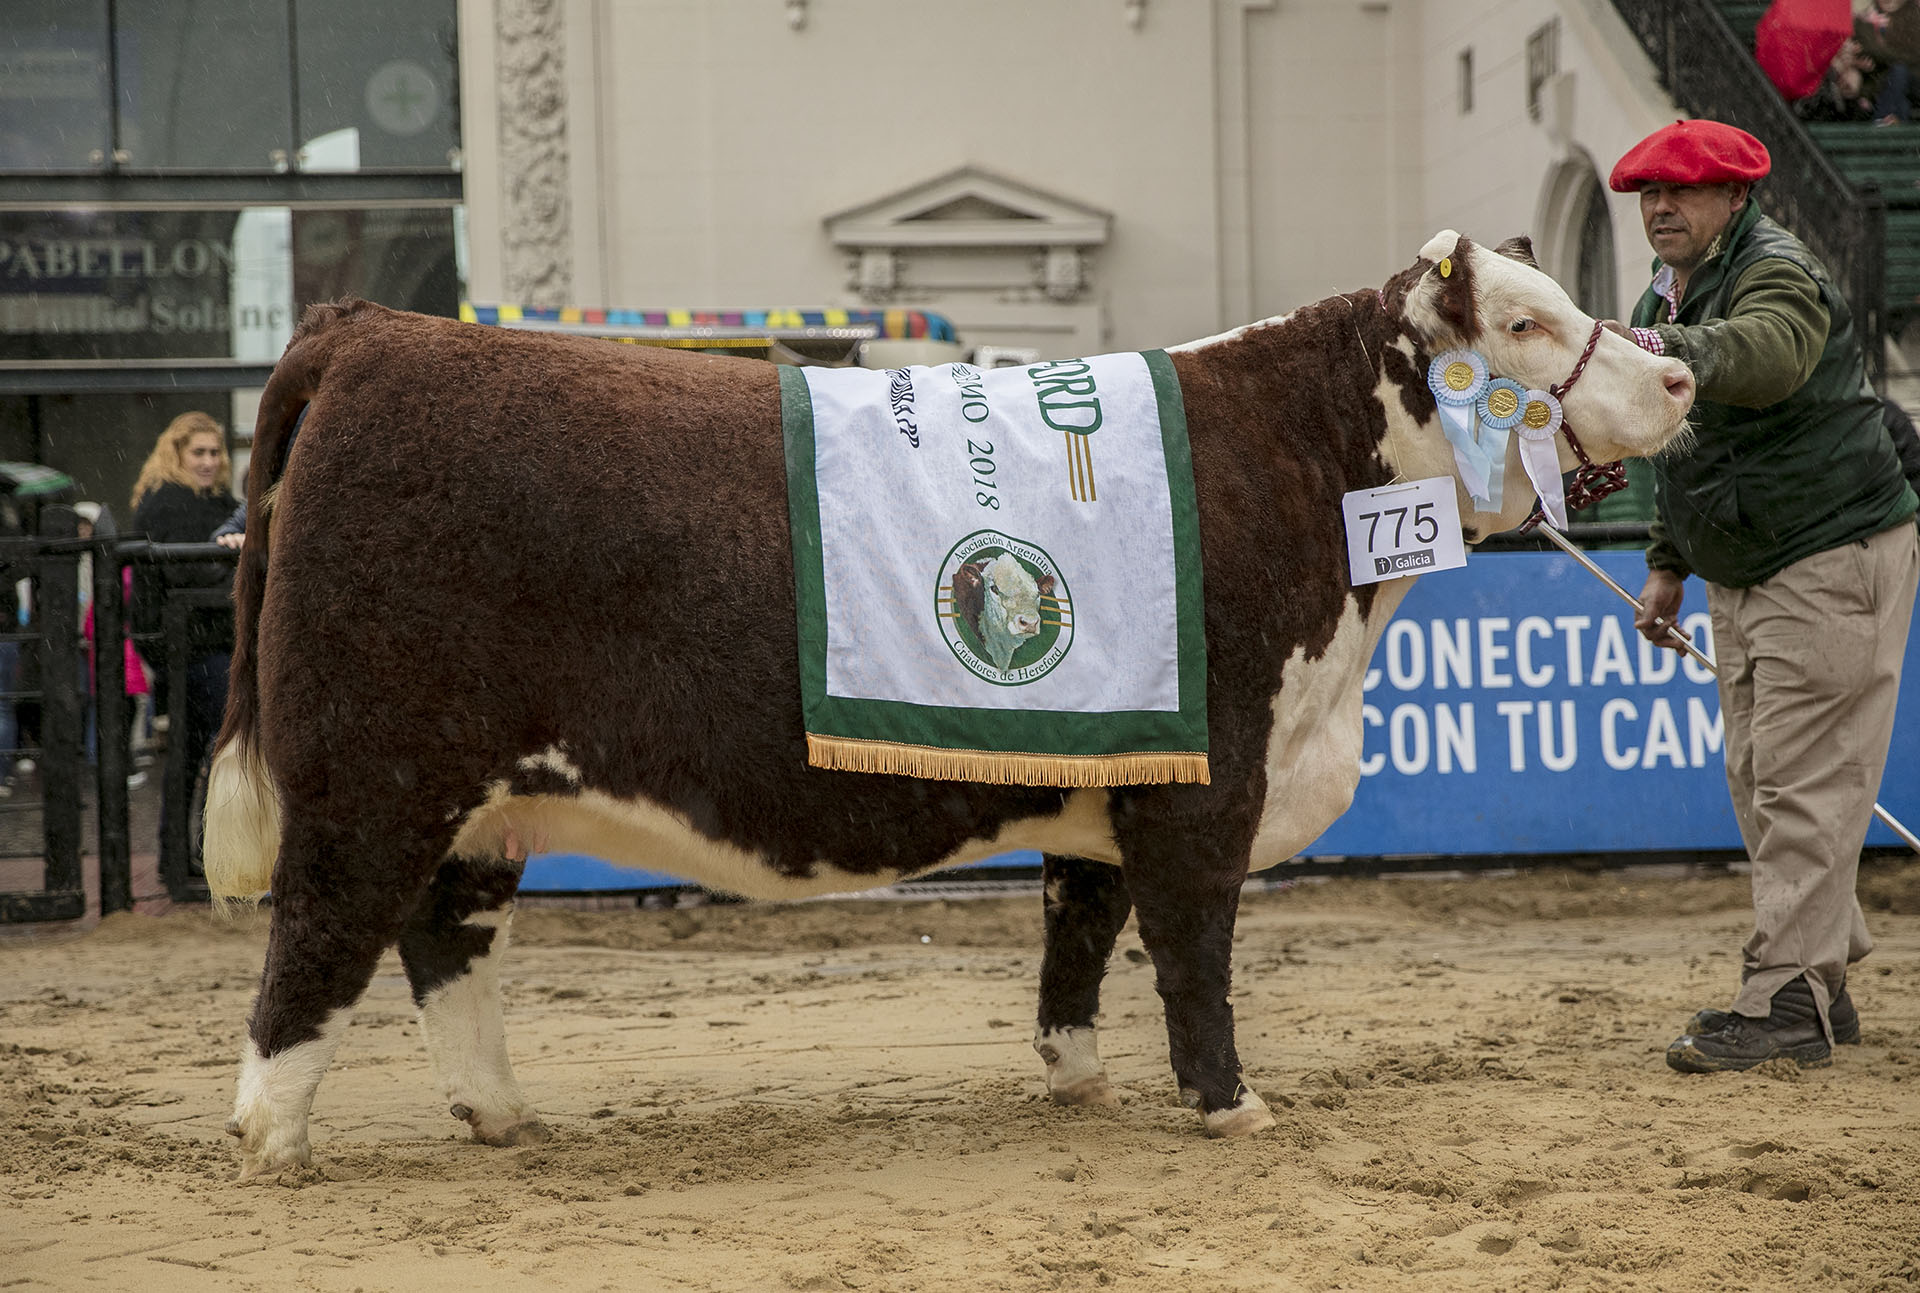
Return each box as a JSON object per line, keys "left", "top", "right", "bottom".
{"left": 457, "top": 0, "right": 1681, "bottom": 359}
{"left": 20, "top": 0, "right": 1880, "bottom": 513}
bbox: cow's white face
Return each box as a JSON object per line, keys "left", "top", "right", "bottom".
{"left": 1395, "top": 230, "right": 1695, "bottom": 538}
{"left": 980, "top": 553, "right": 1044, "bottom": 671}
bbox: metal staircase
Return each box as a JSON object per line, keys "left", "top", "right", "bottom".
{"left": 1610, "top": 0, "right": 1910, "bottom": 385}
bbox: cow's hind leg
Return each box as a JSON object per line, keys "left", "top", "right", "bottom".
{"left": 1034, "top": 854, "right": 1132, "bottom": 1106}
{"left": 397, "top": 855, "right": 549, "bottom": 1147}
{"left": 1120, "top": 824, "right": 1275, "bottom": 1138}
{"left": 228, "top": 819, "right": 433, "bottom": 1178}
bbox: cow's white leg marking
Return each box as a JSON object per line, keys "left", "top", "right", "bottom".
{"left": 228, "top": 1016, "right": 345, "bottom": 1177}
{"left": 1200, "top": 1082, "right": 1277, "bottom": 1138}
{"left": 417, "top": 907, "right": 549, "bottom": 1146}
{"left": 1034, "top": 1026, "right": 1118, "bottom": 1107}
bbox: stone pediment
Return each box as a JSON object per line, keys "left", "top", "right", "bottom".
{"left": 825, "top": 167, "right": 1111, "bottom": 250}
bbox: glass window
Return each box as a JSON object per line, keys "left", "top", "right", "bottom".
{"left": 294, "top": 0, "right": 461, "bottom": 170}
{"left": 0, "top": 202, "right": 460, "bottom": 511}
{"left": 114, "top": 0, "right": 295, "bottom": 170}
{"left": 0, "top": 210, "right": 273, "bottom": 362}
{"left": 293, "top": 208, "right": 460, "bottom": 315}
{"left": 0, "top": 205, "right": 457, "bottom": 365}
{"left": 2, "top": 390, "right": 225, "bottom": 521}
{"left": 0, "top": 1, "right": 112, "bottom": 171}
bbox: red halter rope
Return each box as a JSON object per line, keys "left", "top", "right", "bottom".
{"left": 1517, "top": 319, "right": 1627, "bottom": 533}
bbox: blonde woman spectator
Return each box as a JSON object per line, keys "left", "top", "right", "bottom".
{"left": 130, "top": 412, "right": 238, "bottom": 867}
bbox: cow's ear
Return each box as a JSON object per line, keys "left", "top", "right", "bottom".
{"left": 1494, "top": 235, "right": 1538, "bottom": 268}
{"left": 1404, "top": 231, "right": 1480, "bottom": 346}
{"left": 1036, "top": 574, "right": 1056, "bottom": 598}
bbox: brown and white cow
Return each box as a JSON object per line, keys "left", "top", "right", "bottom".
{"left": 205, "top": 231, "right": 1693, "bottom": 1177}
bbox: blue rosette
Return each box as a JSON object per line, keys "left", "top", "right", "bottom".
{"left": 1475, "top": 378, "right": 1528, "bottom": 431}
{"left": 1428, "top": 350, "right": 1488, "bottom": 406}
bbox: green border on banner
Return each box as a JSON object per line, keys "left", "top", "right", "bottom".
{"left": 781, "top": 364, "right": 830, "bottom": 720}
{"left": 781, "top": 355, "right": 1209, "bottom": 760}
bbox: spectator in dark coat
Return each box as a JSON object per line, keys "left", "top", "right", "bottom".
{"left": 1856, "top": 0, "right": 1920, "bottom": 122}
{"left": 130, "top": 411, "right": 239, "bottom": 861}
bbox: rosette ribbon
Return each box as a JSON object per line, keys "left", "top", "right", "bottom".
{"left": 1426, "top": 350, "right": 1501, "bottom": 509}
{"left": 1514, "top": 389, "right": 1568, "bottom": 528}
{"left": 1472, "top": 377, "right": 1528, "bottom": 519}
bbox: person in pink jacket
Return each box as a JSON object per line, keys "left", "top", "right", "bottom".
{"left": 76, "top": 502, "right": 150, "bottom": 785}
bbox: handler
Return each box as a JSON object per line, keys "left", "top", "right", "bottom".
{"left": 1610, "top": 119, "right": 1919, "bottom": 1073}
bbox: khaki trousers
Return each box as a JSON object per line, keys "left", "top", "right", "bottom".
{"left": 1707, "top": 519, "right": 1919, "bottom": 1039}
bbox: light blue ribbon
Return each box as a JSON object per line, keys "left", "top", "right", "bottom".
{"left": 1436, "top": 400, "right": 1495, "bottom": 506}
{"left": 1428, "top": 351, "right": 1505, "bottom": 511}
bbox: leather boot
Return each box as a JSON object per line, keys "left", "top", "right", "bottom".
{"left": 1667, "top": 974, "right": 1833, "bottom": 1073}
{"left": 1686, "top": 982, "right": 1860, "bottom": 1045}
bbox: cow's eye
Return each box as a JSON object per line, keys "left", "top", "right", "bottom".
{"left": 1509, "top": 318, "right": 1537, "bottom": 334}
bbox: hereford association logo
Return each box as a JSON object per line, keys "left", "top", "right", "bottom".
{"left": 936, "top": 530, "right": 1073, "bottom": 685}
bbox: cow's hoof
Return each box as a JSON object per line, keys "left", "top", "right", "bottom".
{"left": 227, "top": 1108, "right": 313, "bottom": 1179}
{"left": 1202, "top": 1090, "right": 1276, "bottom": 1139}
{"left": 1048, "top": 1074, "right": 1120, "bottom": 1107}
{"left": 234, "top": 1133, "right": 312, "bottom": 1180}
{"left": 1037, "top": 1027, "right": 1116, "bottom": 1107}
{"left": 473, "top": 1117, "right": 552, "bottom": 1148}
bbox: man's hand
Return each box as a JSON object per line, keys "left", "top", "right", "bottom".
{"left": 1601, "top": 319, "right": 1633, "bottom": 341}
{"left": 1635, "top": 569, "right": 1687, "bottom": 650}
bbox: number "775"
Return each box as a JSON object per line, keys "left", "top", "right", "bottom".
{"left": 1356, "top": 503, "right": 1439, "bottom": 551}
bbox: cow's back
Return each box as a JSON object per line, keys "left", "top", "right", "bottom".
{"left": 259, "top": 311, "right": 1072, "bottom": 885}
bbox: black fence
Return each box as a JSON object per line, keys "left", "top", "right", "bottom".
{"left": 0, "top": 502, "right": 235, "bottom": 924}
{"left": 0, "top": 514, "right": 85, "bottom": 923}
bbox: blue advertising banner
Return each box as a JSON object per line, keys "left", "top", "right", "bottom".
{"left": 521, "top": 548, "right": 1919, "bottom": 890}
{"left": 1303, "top": 549, "right": 1920, "bottom": 857}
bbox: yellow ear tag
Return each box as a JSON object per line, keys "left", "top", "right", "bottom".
{"left": 1439, "top": 257, "right": 1453, "bottom": 279}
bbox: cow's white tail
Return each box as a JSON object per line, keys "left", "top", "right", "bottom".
{"left": 203, "top": 740, "right": 280, "bottom": 909}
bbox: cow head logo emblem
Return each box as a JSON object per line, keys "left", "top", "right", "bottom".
{"left": 937, "top": 531, "right": 1073, "bottom": 684}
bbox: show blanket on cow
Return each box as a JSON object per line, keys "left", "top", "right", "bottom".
{"left": 780, "top": 352, "right": 1208, "bottom": 786}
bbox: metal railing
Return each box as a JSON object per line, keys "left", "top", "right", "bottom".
{"left": 0, "top": 514, "right": 85, "bottom": 924}
{"left": 0, "top": 507, "right": 236, "bottom": 925}
{"left": 98, "top": 542, "right": 238, "bottom": 911}
{"left": 1608, "top": 0, "right": 1889, "bottom": 387}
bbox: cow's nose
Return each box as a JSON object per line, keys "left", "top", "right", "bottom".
{"left": 1664, "top": 364, "right": 1695, "bottom": 411}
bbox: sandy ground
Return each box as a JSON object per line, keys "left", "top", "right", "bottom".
{"left": 3, "top": 862, "right": 1919, "bottom": 1292}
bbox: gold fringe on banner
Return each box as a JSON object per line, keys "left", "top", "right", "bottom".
{"left": 807, "top": 734, "right": 1210, "bottom": 787}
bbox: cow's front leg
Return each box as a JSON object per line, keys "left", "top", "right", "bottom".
{"left": 1117, "top": 807, "right": 1274, "bottom": 1138}
{"left": 398, "top": 855, "right": 550, "bottom": 1148}
{"left": 1034, "top": 854, "right": 1133, "bottom": 1106}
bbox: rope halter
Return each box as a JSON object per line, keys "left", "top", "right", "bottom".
{"left": 1518, "top": 319, "right": 1627, "bottom": 533}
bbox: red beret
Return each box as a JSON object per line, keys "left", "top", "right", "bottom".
{"left": 1609, "top": 120, "right": 1771, "bottom": 192}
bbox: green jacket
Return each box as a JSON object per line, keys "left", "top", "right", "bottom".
{"left": 1633, "top": 202, "right": 1916, "bottom": 588}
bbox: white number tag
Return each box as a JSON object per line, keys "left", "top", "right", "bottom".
{"left": 1341, "top": 477, "right": 1469, "bottom": 586}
